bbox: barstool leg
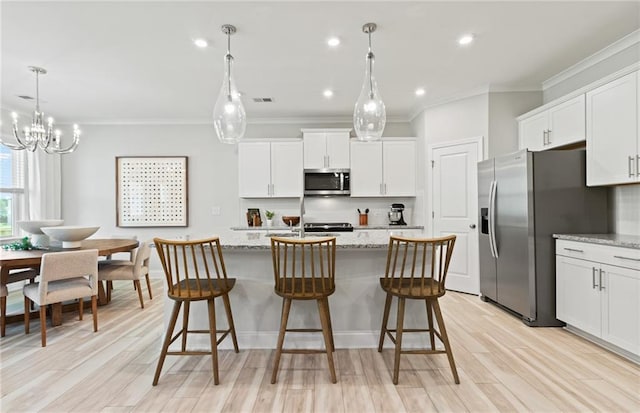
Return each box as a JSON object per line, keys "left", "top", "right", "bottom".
{"left": 432, "top": 298, "right": 459, "bottom": 384}
{"left": 393, "top": 297, "right": 406, "bottom": 385}
{"left": 182, "top": 301, "right": 190, "bottom": 352}
{"left": 153, "top": 300, "right": 181, "bottom": 386}
{"left": 378, "top": 293, "right": 392, "bottom": 352}
{"left": 426, "top": 299, "right": 436, "bottom": 351}
{"left": 318, "top": 298, "right": 337, "bottom": 383}
{"left": 222, "top": 293, "right": 239, "bottom": 353}
{"left": 323, "top": 297, "right": 335, "bottom": 352}
{"left": 271, "top": 297, "right": 291, "bottom": 384}
{"left": 207, "top": 298, "right": 220, "bottom": 385}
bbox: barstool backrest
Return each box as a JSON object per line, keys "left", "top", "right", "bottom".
{"left": 270, "top": 236, "right": 336, "bottom": 297}
{"left": 154, "top": 237, "right": 231, "bottom": 298}
{"left": 383, "top": 235, "right": 456, "bottom": 297}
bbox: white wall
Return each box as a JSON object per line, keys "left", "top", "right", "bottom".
{"left": 488, "top": 91, "right": 542, "bottom": 158}
{"left": 60, "top": 120, "right": 417, "bottom": 242}
{"left": 610, "top": 185, "right": 640, "bottom": 236}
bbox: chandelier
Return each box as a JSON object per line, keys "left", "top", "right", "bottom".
{"left": 353, "top": 22, "right": 386, "bottom": 141}
{"left": 213, "top": 24, "right": 246, "bottom": 144}
{"left": 0, "top": 66, "right": 80, "bottom": 154}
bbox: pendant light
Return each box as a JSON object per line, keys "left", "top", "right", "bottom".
{"left": 213, "top": 24, "right": 246, "bottom": 144}
{"left": 353, "top": 22, "right": 386, "bottom": 141}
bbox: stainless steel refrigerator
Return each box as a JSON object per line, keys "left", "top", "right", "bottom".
{"left": 478, "top": 149, "right": 608, "bottom": 326}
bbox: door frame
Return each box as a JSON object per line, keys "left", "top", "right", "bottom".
{"left": 426, "top": 136, "right": 484, "bottom": 236}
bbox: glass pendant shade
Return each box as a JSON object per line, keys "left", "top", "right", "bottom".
{"left": 213, "top": 54, "right": 246, "bottom": 144}
{"left": 353, "top": 51, "right": 386, "bottom": 141}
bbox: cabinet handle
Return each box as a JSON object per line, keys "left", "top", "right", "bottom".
{"left": 630, "top": 156, "right": 635, "bottom": 178}
{"left": 563, "top": 247, "right": 584, "bottom": 253}
{"left": 613, "top": 255, "right": 640, "bottom": 262}
{"left": 547, "top": 129, "right": 552, "bottom": 145}
{"left": 599, "top": 268, "right": 605, "bottom": 291}
{"left": 542, "top": 130, "right": 547, "bottom": 145}
{"left": 636, "top": 154, "right": 640, "bottom": 177}
{"left": 592, "top": 267, "right": 598, "bottom": 289}
{"left": 384, "top": 183, "right": 387, "bottom": 194}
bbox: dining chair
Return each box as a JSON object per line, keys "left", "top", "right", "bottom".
{"left": 101, "top": 236, "right": 152, "bottom": 301}
{"left": 1, "top": 268, "right": 38, "bottom": 337}
{"left": 152, "top": 237, "right": 239, "bottom": 386}
{"left": 378, "top": 234, "right": 459, "bottom": 385}
{"left": 23, "top": 249, "right": 99, "bottom": 347}
{"left": 98, "top": 241, "right": 151, "bottom": 308}
{"left": 269, "top": 236, "right": 338, "bottom": 384}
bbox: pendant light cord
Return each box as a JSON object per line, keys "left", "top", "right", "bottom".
{"left": 367, "top": 31, "right": 374, "bottom": 99}
{"left": 35, "top": 70, "right": 41, "bottom": 112}
{"left": 226, "top": 31, "right": 232, "bottom": 100}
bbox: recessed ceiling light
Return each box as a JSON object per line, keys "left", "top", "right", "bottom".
{"left": 458, "top": 34, "right": 474, "bottom": 46}
{"left": 193, "top": 38, "right": 208, "bottom": 48}
{"left": 327, "top": 37, "right": 340, "bottom": 47}
{"left": 415, "top": 88, "right": 426, "bottom": 96}
{"left": 323, "top": 89, "right": 334, "bottom": 98}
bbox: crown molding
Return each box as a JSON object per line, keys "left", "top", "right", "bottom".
{"left": 543, "top": 29, "right": 640, "bottom": 90}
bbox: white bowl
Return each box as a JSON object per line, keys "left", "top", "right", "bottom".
{"left": 17, "top": 220, "right": 64, "bottom": 247}
{"left": 41, "top": 225, "right": 100, "bottom": 248}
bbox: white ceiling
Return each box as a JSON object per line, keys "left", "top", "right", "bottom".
{"left": 1, "top": 1, "right": 639, "bottom": 125}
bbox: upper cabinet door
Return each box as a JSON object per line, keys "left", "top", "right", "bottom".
{"left": 547, "top": 94, "right": 586, "bottom": 148}
{"left": 302, "top": 132, "right": 326, "bottom": 169}
{"left": 383, "top": 140, "right": 416, "bottom": 196}
{"left": 271, "top": 141, "right": 303, "bottom": 197}
{"left": 303, "top": 130, "right": 350, "bottom": 169}
{"left": 325, "top": 132, "right": 350, "bottom": 169}
{"left": 586, "top": 71, "right": 639, "bottom": 186}
{"left": 519, "top": 112, "right": 547, "bottom": 152}
{"left": 238, "top": 142, "right": 271, "bottom": 197}
{"left": 350, "top": 141, "right": 383, "bottom": 197}
{"left": 518, "top": 94, "right": 586, "bottom": 151}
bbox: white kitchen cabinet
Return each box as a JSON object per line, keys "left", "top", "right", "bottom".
{"left": 586, "top": 71, "right": 639, "bottom": 186}
{"left": 238, "top": 141, "right": 303, "bottom": 198}
{"left": 556, "top": 239, "right": 640, "bottom": 357}
{"left": 518, "top": 94, "right": 585, "bottom": 151}
{"left": 302, "top": 129, "right": 351, "bottom": 169}
{"left": 350, "top": 139, "right": 416, "bottom": 197}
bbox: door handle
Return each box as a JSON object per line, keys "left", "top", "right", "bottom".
{"left": 613, "top": 255, "right": 640, "bottom": 262}
{"left": 563, "top": 248, "right": 584, "bottom": 253}
{"left": 630, "top": 156, "right": 635, "bottom": 178}
{"left": 592, "top": 267, "right": 598, "bottom": 289}
{"left": 599, "top": 268, "right": 605, "bottom": 291}
{"left": 469, "top": 224, "right": 476, "bottom": 229}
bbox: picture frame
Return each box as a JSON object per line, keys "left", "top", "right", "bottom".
{"left": 116, "top": 156, "right": 188, "bottom": 227}
{"left": 247, "top": 208, "right": 261, "bottom": 226}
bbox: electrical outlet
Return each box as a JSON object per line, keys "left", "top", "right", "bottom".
{"left": 212, "top": 206, "right": 221, "bottom": 215}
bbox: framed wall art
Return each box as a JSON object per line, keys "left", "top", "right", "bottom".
{"left": 116, "top": 156, "right": 188, "bottom": 227}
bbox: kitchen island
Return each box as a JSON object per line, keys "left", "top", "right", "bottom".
{"left": 163, "top": 227, "right": 432, "bottom": 350}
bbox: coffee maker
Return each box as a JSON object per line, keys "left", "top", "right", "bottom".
{"left": 388, "top": 203, "right": 407, "bottom": 225}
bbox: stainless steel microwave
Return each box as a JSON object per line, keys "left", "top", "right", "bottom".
{"left": 304, "top": 169, "right": 350, "bottom": 196}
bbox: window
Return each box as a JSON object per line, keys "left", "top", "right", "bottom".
{"left": 0, "top": 145, "right": 25, "bottom": 238}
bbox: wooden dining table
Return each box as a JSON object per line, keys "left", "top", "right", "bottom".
{"left": 0, "top": 238, "right": 139, "bottom": 329}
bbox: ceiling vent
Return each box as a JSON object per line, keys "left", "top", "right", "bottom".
{"left": 252, "top": 97, "right": 273, "bottom": 103}
{"left": 18, "top": 95, "right": 34, "bottom": 100}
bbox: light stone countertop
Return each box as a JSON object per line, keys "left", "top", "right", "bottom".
{"left": 217, "top": 228, "right": 429, "bottom": 250}
{"left": 229, "top": 225, "right": 424, "bottom": 231}
{"left": 553, "top": 233, "right": 640, "bottom": 250}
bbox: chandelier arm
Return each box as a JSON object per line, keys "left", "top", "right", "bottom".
{"left": 45, "top": 130, "right": 80, "bottom": 154}
{"left": 0, "top": 135, "right": 27, "bottom": 150}
{"left": 12, "top": 123, "right": 37, "bottom": 151}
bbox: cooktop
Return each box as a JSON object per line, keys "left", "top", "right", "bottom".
{"left": 304, "top": 222, "right": 354, "bottom": 232}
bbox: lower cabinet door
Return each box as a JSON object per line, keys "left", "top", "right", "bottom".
{"left": 600, "top": 264, "right": 640, "bottom": 355}
{"left": 556, "top": 256, "right": 601, "bottom": 337}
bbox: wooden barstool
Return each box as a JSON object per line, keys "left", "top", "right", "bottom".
{"left": 270, "top": 236, "right": 337, "bottom": 384}
{"left": 152, "top": 237, "right": 239, "bottom": 386}
{"left": 378, "top": 234, "right": 459, "bottom": 385}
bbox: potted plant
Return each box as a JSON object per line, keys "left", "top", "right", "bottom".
{"left": 265, "top": 210, "right": 275, "bottom": 227}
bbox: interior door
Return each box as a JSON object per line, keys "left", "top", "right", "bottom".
{"left": 431, "top": 140, "right": 480, "bottom": 294}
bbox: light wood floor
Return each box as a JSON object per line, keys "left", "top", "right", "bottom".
{"left": 1, "top": 280, "right": 638, "bottom": 412}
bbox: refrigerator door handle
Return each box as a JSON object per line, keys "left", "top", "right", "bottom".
{"left": 488, "top": 180, "right": 499, "bottom": 258}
